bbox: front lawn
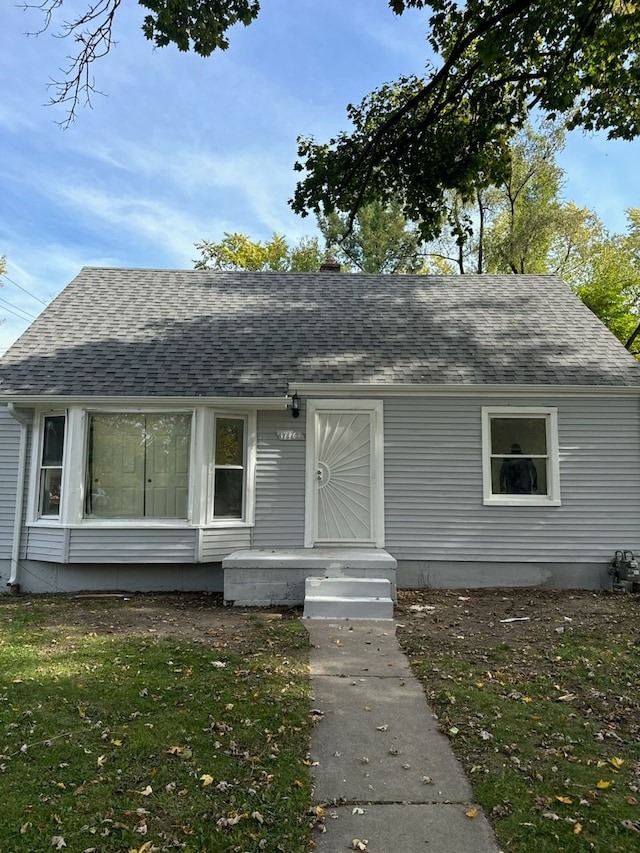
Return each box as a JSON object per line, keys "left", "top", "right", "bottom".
{"left": 0, "top": 596, "right": 312, "bottom": 853}
{"left": 397, "top": 589, "right": 640, "bottom": 853}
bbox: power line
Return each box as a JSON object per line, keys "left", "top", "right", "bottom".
{"left": 0, "top": 297, "right": 38, "bottom": 322}
{"left": 0, "top": 272, "right": 49, "bottom": 306}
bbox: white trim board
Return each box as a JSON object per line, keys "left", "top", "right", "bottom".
{"left": 290, "top": 383, "right": 640, "bottom": 398}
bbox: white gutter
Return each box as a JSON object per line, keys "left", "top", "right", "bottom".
{"left": 0, "top": 395, "right": 289, "bottom": 409}
{"left": 289, "top": 382, "right": 640, "bottom": 398}
{"left": 7, "top": 404, "right": 30, "bottom": 593}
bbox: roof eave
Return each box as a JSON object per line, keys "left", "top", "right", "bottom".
{"left": 0, "top": 394, "right": 289, "bottom": 409}
{"left": 289, "top": 382, "right": 640, "bottom": 397}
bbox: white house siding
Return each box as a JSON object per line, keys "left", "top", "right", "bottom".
{"left": 383, "top": 394, "right": 640, "bottom": 565}
{"left": 200, "top": 528, "right": 251, "bottom": 561}
{"left": 0, "top": 407, "right": 20, "bottom": 559}
{"left": 252, "top": 410, "right": 306, "bottom": 548}
{"left": 66, "top": 528, "right": 197, "bottom": 563}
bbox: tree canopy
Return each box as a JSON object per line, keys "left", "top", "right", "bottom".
{"left": 194, "top": 232, "right": 323, "bottom": 272}
{"left": 195, "top": 199, "right": 429, "bottom": 274}
{"left": 29, "top": 3, "right": 640, "bottom": 235}
{"left": 292, "top": 1, "right": 640, "bottom": 236}
{"left": 318, "top": 197, "right": 427, "bottom": 273}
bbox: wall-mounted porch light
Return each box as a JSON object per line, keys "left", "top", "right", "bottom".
{"left": 289, "top": 391, "right": 301, "bottom": 419}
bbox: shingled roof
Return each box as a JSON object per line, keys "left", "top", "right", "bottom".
{"left": 1, "top": 267, "right": 639, "bottom": 397}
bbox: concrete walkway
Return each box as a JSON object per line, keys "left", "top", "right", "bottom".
{"left": 305, "top": 620, "right": 501, "bottom": 852}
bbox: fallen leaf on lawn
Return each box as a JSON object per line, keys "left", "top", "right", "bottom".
{"left": 200, "top": 775, "right": 214, "bottom": 786}
{"left": 555, "top": 796, "right": 573, "bottom": 804}
{"left": 166, "top": 746, "right": 185, "bottom": 756}
{"left": 51, "top": 837, "right": 66, "bottom": 849}
{"left": 138, "top": 786, "right": 153, "bottom": 796}
{"left": 596, "top": 780, "right": 612, "bottom": 789}
{"left": 128, "top": 844, "right": 153, "bottom": 853}
{"left": 252, "top": 811, "right": 264, "bottom": 823}
{"left": 294, "top": 779, "right": 303, "bottom": 787}
{"left": 608, "top": 757, "right": 625, "bottom": 769}
{"left": 466, "top": 809, "right": 478, "bottom": 818}
{"left": 574, "top": 823, "right": 583, "bottom": 835}
{"left": 97, "top": 755, "right": 106, "bottom": 768}
{"left": 216, "top": 812, "right": 243, "bottom": 828}
{"left": 112, "top": 739, "right": 123, "bottom": 747}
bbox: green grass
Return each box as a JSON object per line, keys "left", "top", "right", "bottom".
{"left": 399, "top": 599, "right": 640, "bottom": 852}
{"left": 0, "top": 598, "right": 312, "bottom": 853}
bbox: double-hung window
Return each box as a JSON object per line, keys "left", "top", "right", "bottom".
{"left": 482, "top": 407, "right": 561, "bottom": 506}
{"left": 38, "top": 414, "right": 66, "bottom": 517}
{"left": 213, "top": 416, "right": 246, "bottom": 519}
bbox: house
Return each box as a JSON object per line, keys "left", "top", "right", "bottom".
{"left": 1, "top": 267, "right": 639, "bottom": 603}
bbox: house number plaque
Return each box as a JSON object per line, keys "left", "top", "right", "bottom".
{"left": 276, "top": 430, "right": 306, "bottom": 441}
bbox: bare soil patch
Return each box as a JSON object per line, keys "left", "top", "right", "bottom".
{"left": 0, "top": 592, "right": 300, "bottom": 653}
{"left": 395, "top": 586, "right": 639, "bottom": 656}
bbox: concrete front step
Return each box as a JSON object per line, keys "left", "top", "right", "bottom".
{"left": 303, "top": 595, "right": 394, "bottom": 620}
{"left": 303, "top": 576, "right": 394, "bottom": 620}
{"left": 305, "top": 576, "right": 391, "bottom": 598}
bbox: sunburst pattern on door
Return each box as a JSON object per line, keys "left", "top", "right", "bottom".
{"left": 315, "top": 412, "right": 372, "bottom": 542}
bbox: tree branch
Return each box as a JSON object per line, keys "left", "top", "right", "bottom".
{"left": 24, "top": 0, "right": 122, "bottom": 126}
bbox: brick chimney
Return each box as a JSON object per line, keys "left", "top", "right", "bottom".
{"left": 319, "top": 256, "right": 341, "bottom": 272}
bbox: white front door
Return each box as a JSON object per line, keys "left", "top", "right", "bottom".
{"left": 305, "top": 400, "right": 384, "bottom": 547}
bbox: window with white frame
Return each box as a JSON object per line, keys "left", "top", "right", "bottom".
{"left": 38, "top": 414, "right": 66, "bottom": 517}
{"left": 213, "top": 416, "right": 246, "bottom": 519}
{"left": 31, "top": 407, "right": 255, "bottom": 526}
{"left": 84, "top": 413, "right": 192, "bottom": 519}
{"left": 482, "top": 407, "right": 560, "bottom": 505}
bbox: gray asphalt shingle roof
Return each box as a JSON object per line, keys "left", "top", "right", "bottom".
{"left": 1, "top": 267, "right": 639, "bottom": 397}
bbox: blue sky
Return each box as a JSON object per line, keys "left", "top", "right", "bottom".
{"left": 1, "top": 0, "right": 640, "bottom": 354}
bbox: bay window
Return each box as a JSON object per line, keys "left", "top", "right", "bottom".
{"left": 482, "top": 407, "right": 561, "bottom": 505}
{"left": 31, "top": 406, "right": 255, "bottom": 526}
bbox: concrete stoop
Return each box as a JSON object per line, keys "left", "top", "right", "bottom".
{"left": 222, "top": 547, "right": 397, "bottom": 607}
{"left": 303, "top": 576, "right": 394, "bottom": 620}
